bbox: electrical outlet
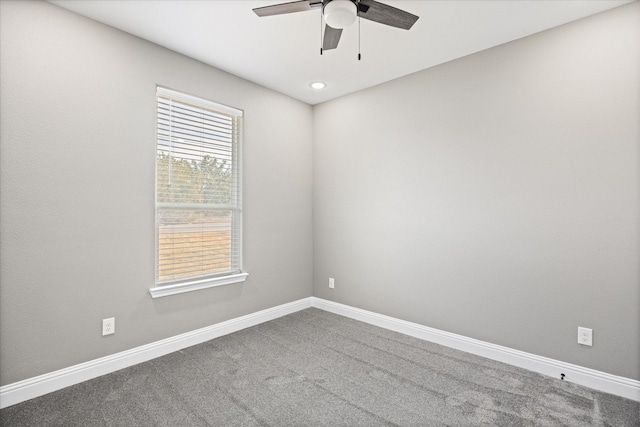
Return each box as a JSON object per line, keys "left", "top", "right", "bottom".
{"left": 102, "top": 318, "right": 115, "bottom": 336}
{"left": 578, "top": 327, "right": 592, "bottom": 346}
{"left": 329, "top": 277, "right": 335, "bottom": 289}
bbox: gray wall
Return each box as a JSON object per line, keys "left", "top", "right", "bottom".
{"left": 0, "top": 0, "right": 313, "bottom": 385}
{"left": 313, "top": 2, "right": 639, "bottom": 380}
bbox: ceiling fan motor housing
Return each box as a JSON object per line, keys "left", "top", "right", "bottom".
{"left": 323, "top": 0, "right": 357, "bottom": 29}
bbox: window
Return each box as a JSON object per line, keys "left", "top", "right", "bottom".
{"left": 150, "top": 87, "right": 247, "bottom": 298}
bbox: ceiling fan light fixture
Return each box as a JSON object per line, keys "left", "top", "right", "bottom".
{"left": 324, "top": 0, "right": 357, "bottom": 29}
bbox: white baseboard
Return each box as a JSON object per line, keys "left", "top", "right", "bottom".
{"left": 2, "top": 296, "right": 638, "bottom": 409}
{"left": 310, "top": 297, "right": 640, "bottom": 402}
{"left": 0, "top": 297, "right": 313, "bottom": 409}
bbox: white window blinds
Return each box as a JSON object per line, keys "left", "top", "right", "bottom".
{"left": 155, "top": 87, "right": 243, "bottom": 286}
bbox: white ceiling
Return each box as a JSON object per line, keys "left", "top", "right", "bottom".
{"left": 49, "top": 0, "right": 633, "bottom": 105}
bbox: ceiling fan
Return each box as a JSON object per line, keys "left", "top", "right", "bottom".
{"left": 253, "top": 0, "right": 419, "bottom": 54}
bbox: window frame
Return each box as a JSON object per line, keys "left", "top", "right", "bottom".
{"left": 149, "top": 86, "right": 248, "bottom": 298}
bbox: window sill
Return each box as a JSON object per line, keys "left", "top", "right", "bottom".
{"left": 149, "top": 272, "right": 249, "bottom": 299}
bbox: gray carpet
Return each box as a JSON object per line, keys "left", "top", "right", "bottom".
{"left": 1, "top": 308, "right": 638, "bottom": 426}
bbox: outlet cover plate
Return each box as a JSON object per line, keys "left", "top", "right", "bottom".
{"left": 102, "top": 318, "right": 115, "bottom": 336}
{"left": 578, "top": 327, "right": 592, "bottom": 346}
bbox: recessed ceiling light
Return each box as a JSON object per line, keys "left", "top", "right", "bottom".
{"left": 310, "top": 81, "right": 326, "bottom": 90}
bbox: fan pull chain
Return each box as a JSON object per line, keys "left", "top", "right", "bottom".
{"left": 357, "top": 1, "right": 361, "bottom": 60}
{"left": 320, "top": 9, "right": 323, "bottom": 55}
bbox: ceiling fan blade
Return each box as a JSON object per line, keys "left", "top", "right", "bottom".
{"left": 253, "top": 0, "right": 322, "bottom": 17}
{"left": 357, "top": 0, "right": 419, "bottom": 30}
{"left": 323, "top": 24, "right": 343, "bottom": 50}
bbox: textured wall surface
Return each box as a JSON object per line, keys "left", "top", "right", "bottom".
{"left": 313, "top": 3, "right": 639, "bottom": 380}
{"left": 0, "top": 0, "right": 313, "bottom": 385}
